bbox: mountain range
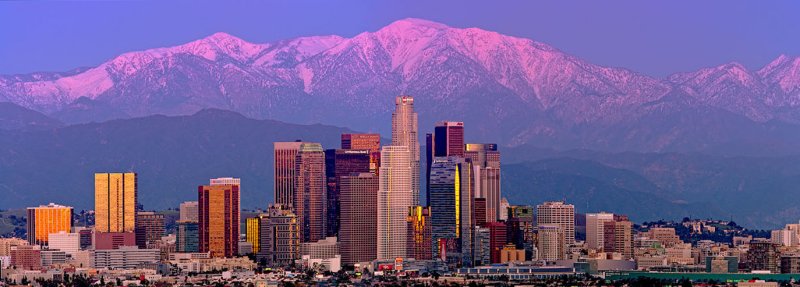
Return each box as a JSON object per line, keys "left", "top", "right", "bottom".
{"left": 0, "top": 105, "right": 798, "bottom": 228}
{"left": 2, "top": 18, "right": 800, "bottom": 154}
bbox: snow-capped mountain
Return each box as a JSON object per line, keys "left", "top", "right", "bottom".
{"left": 2, "top": 18, "right": 800, "bottom": 153}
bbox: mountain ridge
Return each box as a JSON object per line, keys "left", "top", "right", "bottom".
{"left": 2, "top": 18, "right": 800, "bottom": 154}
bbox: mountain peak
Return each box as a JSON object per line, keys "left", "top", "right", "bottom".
{"left": 386, "top": 18, "right": 450, "bottom": 30}
{"left": 180, "top": 32, "right": 265, "bottom": 61}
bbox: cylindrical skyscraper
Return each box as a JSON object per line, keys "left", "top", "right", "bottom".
{"left": 391, "top": 95, "right": 420, "bottom": 206}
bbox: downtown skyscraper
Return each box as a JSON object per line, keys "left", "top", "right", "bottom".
{"left": 391, "top": 95, "right": 420, "bottom": 206}
{"left": 198, "top": 178, "right": 240, "bottom": 258}
{"left": 465, "top": 143, "right": 501, "bottom": 223}
{"left": 339, "top": 173, "right": 378, "bottom": 265}
{"left": 429, "top": 156, "right": 474, "bottom": 266}
{"left": 377, "top": 146, "right": 413, "bottom": 260}
{"left": 95, "top": 172, "right": 137, "bottom": 233}
{"left": 274, "top": 141, "right": 303, "bottom": 207}
{"left": 294, "top": 142, "right": 326, "bottom": 243}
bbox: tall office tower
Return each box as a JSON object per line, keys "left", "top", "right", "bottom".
{"left": 324, "top": 149, "right": 371, "bottom": 237}
{"left": 95, "top": 172, "right": 137, "bottom": 233}
{"left": 179, "top": 201, "right": 199, "bottom": 222}
{"left": 487, "top": 221, "right": 507, "bottom": 264}
{"left": 603, "top": 217, "right": 634, "bottom": 259}
{"left": 473, "top": 198, "right": 487, "bottom": 228}
{"left": 391, "top": 95, "right": 420, "bottom": 206}
{"left": 425, "top": 133, "right": 434, "bottom": 206}
{"left": 135, "top": 212, "right": 165, "bottom": 249}
{"left": 341, "top": 133, "right": 381, "bottom": 174}
{"left": 26, "top": 203, "right": 73, "bottom": 245}
{"left": 377, "top": 146, "right": 413, "bottom": 260}
{"left": 274, "top": 141, "right": 304, "bottom": 207}
{"left": 258, "top": 204, "right": 300, "bottom": 267}
{"left": 586, "top": 212, "right": 615, "bottom": 251}
{"left": 176, "top": 221, "right": 199, "bottom": 253}
{"left": 407, "top": 206, "right": 433, "bottom": 261}
{"left": 198, "top": 180, "right": 240, "bottom": 258}
{"left": 465, "top": 143, "right": 501, "bottom": 222}
{"left": 507, "top": 205, "right": 534, "bottom": 259}
{"left": 536, "top": 201, "right": 575, "bottom": 245}
{"left": 537, "top": 224, "right": 565, "bottom": 261}
{"left": 429, "top": 157, "right": 474, "bottom": 266}
{"left": 339, "top": 173, "right": 378, "bottom": 265}
{"left": 295, "top": 142, "right": 326, "bottom": 243}
{"left": 434, "top": 121, "right": 465, "bottom": 157}
{"left": 246, "top": 216, "right": 264, "bottom": 254}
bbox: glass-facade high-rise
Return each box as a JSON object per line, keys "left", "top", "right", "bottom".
{"left": 26, "top": 203, "right": 73, "bottom": 246}
{"left": 95, "top": 172, "right": 137, "bottom": 233}
{"left": 176, "top": 221, "right": 199, "bottom": 253}
{"left": 391, "top": 96, "right": 420, "bottom": 206}
{"left": 429, "top": 156, "right": 474, "bottom": 266}
{"left": 295, "top": 142, "right": 326, "bottom": 243}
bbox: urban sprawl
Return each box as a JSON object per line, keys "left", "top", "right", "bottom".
{"left": 2, "top": 96, "right": 797, "bottom": 287}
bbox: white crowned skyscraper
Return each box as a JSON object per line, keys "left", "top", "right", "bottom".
{"left": 377, "top": 146, "right": 413, "bottom": 260}
{"left": 391, "top": 95, "right": 420, "bottom": 205}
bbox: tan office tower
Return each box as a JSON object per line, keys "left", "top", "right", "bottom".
{"left": 179, "top": 201, "right": 199, "bottom": 222}
{"left": 586, "top": 212, "right": 615, "bottom": 251}
{"left": 465, "top": 143, "right": 501, "bottom": 223}
{"left": 391, "top": 96, "right": 420, "bottom": 206}
{"left": 95, "top": 173, "right": 137, "bottom": 233}
{"left": 198, "top": 180, "right": 240, "bottom": 258}
{"left": 537, "top": 224, "right": 565, "bottom": 261}
{"left": 258, "top": 204, "right": 300, "bottom": 267}
{"left": 274, "top": 141, "right": 304, "bottom": 207}
{"left": 26, "top": 203, "right": 73, "bottom": 245}
{"left": 536, "top": 201, "right": 575, "bottom": 245}
{"left": 294, "top": 142, "right": 326, "bottom": 243}
{"left": 339, "top": 173, "right": 378, "bottom": 265}
{"left": 377, "top": 146, "right": 413, "bottom": 260}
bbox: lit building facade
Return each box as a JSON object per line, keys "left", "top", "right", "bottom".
{"left": 95, "top": 172, "right": 137, "bottom": 233}
{"left": 198, "top": 179, "right": 240, "bottom": 258}
{"left": 26, "top": 203, "right": 73, "bottom": 245}
{"left": 586, "top": 212, "right": 615, "bottom": 250}
{"left": 407, "top": 206, "right": 432, "bottom": 261}
{"left": 341, "top": 133, "right": 381, "bottom": 174}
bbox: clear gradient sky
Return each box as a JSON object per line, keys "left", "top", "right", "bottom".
{"left": 1, "top": 0, "right": 798, "bottom": 77}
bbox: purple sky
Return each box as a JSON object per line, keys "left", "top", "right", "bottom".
{"left": 1, "top": 0, "right": 798, "bottom": 77}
